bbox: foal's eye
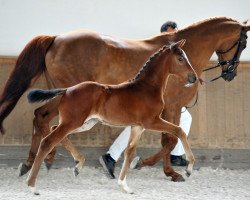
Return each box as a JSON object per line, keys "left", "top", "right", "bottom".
{"left": 178, "top": 56, "right": 184, "bottom": 62}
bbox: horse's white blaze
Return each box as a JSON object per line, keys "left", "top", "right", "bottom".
{"left": 118, "top": 176, "right": 134, "bottom": 194}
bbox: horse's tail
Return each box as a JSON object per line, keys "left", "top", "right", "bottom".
{"left": 27, "top": 88, "right": 67, "bottom": 103}
{"left": 0, "top": 35, "right": 56, "bottom": 135}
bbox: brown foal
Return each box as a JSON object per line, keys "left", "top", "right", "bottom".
{"left": 0, "top": 17, "right": 249, "bottom": 182}
{"left": 26, "top": 40, "right": 197, "bottom": 194}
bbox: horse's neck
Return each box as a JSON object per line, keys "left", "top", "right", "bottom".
{"left": 178, "top": 32, "right": 220, "bottom": 76}
{"left": 176, "top": 20, "right": 237, "bottom": 77}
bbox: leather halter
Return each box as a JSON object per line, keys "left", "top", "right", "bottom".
{"left": 185, "top": 27, "right": 248, "bottom": 109}
{"left": 203, "top": 27, "right": 248, "bottom": 82}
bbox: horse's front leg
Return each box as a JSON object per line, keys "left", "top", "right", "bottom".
{"left": 161, "top": 109, "right": 187, "bottom": 181}
{"left": 118, "top": 126, "right": 144, "bottom": 194}
{"left": 130, "top": 109, "right": 184, "bottom": 182}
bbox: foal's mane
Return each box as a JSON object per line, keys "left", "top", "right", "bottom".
{"left": 130, "top": 44, "right": 170, "bottom": 82}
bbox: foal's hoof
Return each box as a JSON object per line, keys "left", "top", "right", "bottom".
{"left": 73, "top": 167, "right": 80, "bottom": 177}
{"left": 44, "top": 160, "right": 52, "bottom": 171}
{"left": 130, "top": 156, "right": 142, "bottom": 170}
{"left": 118, "top": 179, "right": 134, "bottom": 194}
{"left": 29, "top": 186, "right": 40, "bottom": 195}
{"left": 18, "top": 163, "right": 30, "bottom": 177}
{"left": 172, "top": 175, "right": 185, "bottom": 182}
{"left": 185, "top": 169, "right": 192, "bottom": 177}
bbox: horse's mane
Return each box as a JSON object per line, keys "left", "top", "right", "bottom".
{"left": 178, "top": 16, "right": 239, "bottom": 33}
{"left": 130, "top": 45, "right": 170, "bottom": 82}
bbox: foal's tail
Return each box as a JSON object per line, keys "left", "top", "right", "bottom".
{"left": 27, "top": 88, "right": 67, "bottom": 103}
{"left": 0, "top": 35, "right": 56, "bottom": 135}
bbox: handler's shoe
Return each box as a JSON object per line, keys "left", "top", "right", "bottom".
{"left": 99, "top": 154, "right": 116, "bottom": 179}
{"left": 171, "top": 155, "right": 188, "bottom": 166}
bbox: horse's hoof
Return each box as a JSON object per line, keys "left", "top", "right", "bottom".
{"left": 73, "top": 167, "right": 79, "bottom": 177}
{"left": 29, "top": 186, "right": 40, "bottom": 195}
{"left": 18, "top": 163, "right": 30, "bottom": 177}
{"left": 130, "top": 156, "right": 142, "bottom": 170}
{"left": 172, "top": 175, "right": 185, "bottom": 182}
{"left": 44, "top": 160, "right": 52, "bottom": 171}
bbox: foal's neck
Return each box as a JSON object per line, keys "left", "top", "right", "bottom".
{"left": 132, "top": 48, "right": 171, "bottom": 92}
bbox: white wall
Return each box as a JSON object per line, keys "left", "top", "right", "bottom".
{"left": 0, "top": 0, "right": 250, "bottom": 60}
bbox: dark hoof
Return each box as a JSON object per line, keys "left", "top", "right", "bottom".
{"left": 185, "top": 169, "right": 191, "bottom": 177}
{"left": 172, "top": 175, "right": 185, "bottom": 182}
{"left": 18, "top": 163, "right": 30, "bottom": 177}
{"left": 44, "top": 160, "right": 52, "bottom": 171}
{"left": 74, "top": 167, "right": 79, "bottom": 177}
{"left": 130, "top": 156, "right": 142, "bottom": 170}
{"left": 74, "top": 160, "right": 79, "bottom": 164}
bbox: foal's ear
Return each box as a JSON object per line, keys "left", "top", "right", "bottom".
{"left": 242, "top": 19, "right": 248, "bottom": 25}
{"left": 170, "top": 39, "right": 186, "bottom": 52}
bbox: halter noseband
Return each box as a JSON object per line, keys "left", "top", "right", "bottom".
{"left": 203, "top": 27, "right": 248, "bottom": 82}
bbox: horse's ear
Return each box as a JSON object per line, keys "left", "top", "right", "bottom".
{"left": 244, "top": 25, "right": 250, "bottom": 31}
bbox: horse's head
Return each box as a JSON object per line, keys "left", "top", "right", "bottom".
{"left": 169, "top": 39, "right": 197, "bottom": 87}
{"left": 215, "top": 20, "right": 250, "bottom": 81}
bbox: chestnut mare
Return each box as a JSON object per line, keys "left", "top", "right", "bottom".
{"left": 26, "top": 40, "right": 197, "bottom": 194}
{"left": 0, "top": 17, "right": 249, "bottom": 182}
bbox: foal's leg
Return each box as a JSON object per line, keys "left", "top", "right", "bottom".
{"left": 50, "top": 125, "right": 86, "bottom": 177}
{"left": 18, "top": 100, "right": 59, "bottom": 176}
{"left": 131, "top": 111, "right": 184, "bottom": 182}
{"left": 131, "top": 134, "right": 184, "bottom": 181}
{"left": 50, "top": 118, "right": 98, "bottom": 176}
{"left": 144, "top": 117, "right": 195, "bottom": 176}
{"left": 118, "top": 126, "right": 144, "bottom": 194}
{"left": 26, "top": 123, "right": 77, "bottom": 194}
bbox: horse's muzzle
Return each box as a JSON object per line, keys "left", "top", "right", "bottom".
{"left": 221, "top": 68, "right": 237, "bottom": 82}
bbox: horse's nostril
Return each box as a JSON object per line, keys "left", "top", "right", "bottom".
{"left": 188, "top": 74, "right": 197, "bottom": 83}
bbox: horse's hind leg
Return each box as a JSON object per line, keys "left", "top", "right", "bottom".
{"left": 118, "top": 126, "right": 144, "bottom": 194}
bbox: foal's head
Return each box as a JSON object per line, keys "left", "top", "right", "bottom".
{"left": 168, "top": 39, "right": 197, "bottom": 87}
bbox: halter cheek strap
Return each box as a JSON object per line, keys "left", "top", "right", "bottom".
{"left": 202, "top": 27, "right": 247, "bottom": 83}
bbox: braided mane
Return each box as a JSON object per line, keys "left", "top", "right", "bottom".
{"left": 131, "top": 44, "right": 170, "bottom": 82}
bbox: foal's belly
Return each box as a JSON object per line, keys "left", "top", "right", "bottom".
{"left": 73, "top": 114, "right": 132, "bottom": 133}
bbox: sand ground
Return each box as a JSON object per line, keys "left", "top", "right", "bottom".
{"left": 0, "top": 166, "right": 249, "bottom": 200}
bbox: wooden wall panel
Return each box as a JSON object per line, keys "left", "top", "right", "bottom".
{"left": 0, "top": 57, "right": 249, "bottom": 149}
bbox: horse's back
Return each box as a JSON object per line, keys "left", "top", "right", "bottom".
{"left": 44, "top": 29, "right": 150, "bottom": 87}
